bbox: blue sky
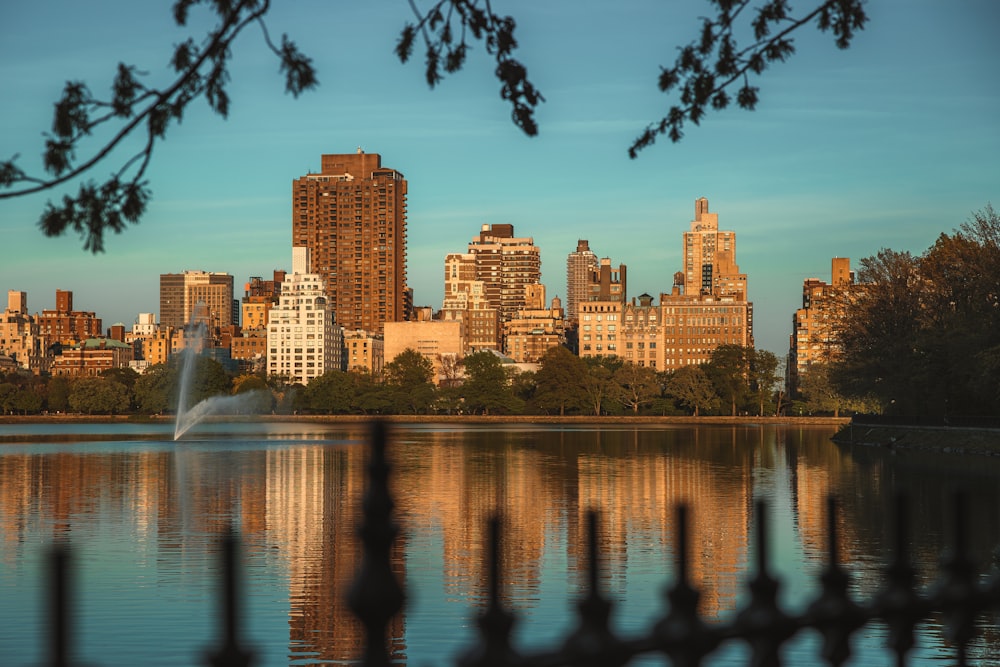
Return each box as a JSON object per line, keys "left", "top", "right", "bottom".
{"left": 1, "top": 0, "right": 997, "bottom": 355}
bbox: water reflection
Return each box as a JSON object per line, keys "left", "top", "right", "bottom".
{"left": 1, "top": 423, "right": 999, "bottom": 666}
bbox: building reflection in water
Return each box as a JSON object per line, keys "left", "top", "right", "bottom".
{"left": 4, "top": 424, "right": 1000, "bottom": 665}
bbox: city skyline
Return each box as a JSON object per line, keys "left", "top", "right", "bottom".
{"left": 2, "top": 1, "right": 997, "bottom": 354}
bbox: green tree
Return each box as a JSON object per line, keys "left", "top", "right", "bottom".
{"left": 832, "top": 249, "right": 923, "bottom": 415}
{"left": 0, "top": 383, "right": 17, "bottom": 414}
{"left": 68, "top": 377, "right": 130, "bottom": 414}
{"left": 748, "top": 349, "right": 781, "bottom": 416}
{"left": 461, "top": 351, "right": 521, "bottom": 415}
{"left": 46, "top": 375, "right": 71, "bottom": 413}
{"left": 665, "top": 365, "right": 718, "bottom": 417}
{"left": 134, "top": 363, "right": 174, "bottom": 413}
{"left": 14, "top": 387, "right": 44, "bottom": 415}
{"left": 704, "top": 344, "right": 750, "bottom": 416}
{"left": 582, "top": 356, "right": 623, "bottom": 416}
{"left": 383, "top": 349, "right": 436, "bottom": 414}
{"left": 613, "top": 363, "right": 660, "bottom": 415}
{"left": 2, "top": 1, "right": 866, "bottom": 250}
{"left": 532, "top": 346, "right": 588, "bottom": 416}
{"left": 301, "top": 370, "right": 353, "bottom": 414}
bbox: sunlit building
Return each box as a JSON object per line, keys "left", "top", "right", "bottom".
{"left": 36, "top": 290, "right": 102, "bottom": 346}
{"left": 566, "top": 240, "right": 599, "bottom": 325}
{"left": 0, "top": 291, "right": 49, "bottom": 374}
{"left": 292, "top": 150, "right": 408, "bottom": 333}
{"left": 266, "top": 247, "right": 343, "bottom": 385}
{"left": 504, "top": 285, "right": 566, "bottom": 363}
{"left": 787, "top": 257, "right": 862, "bottom": 394}
{"left": 159, "top": 271, "right": 236, "bottom": 331}
{"left": 580, "top": 198, "right": 754, "bottom": 367}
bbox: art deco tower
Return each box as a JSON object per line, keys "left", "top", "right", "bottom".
{"left": 292, "top": 150, "right": 407, "bottom": 333}
{"left": 682, "top": 197, "right": 747, "bottom": 299}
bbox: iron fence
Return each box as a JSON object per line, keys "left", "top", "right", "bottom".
{"left": 33, "top": 421, "right": 1000, "bottom": 666}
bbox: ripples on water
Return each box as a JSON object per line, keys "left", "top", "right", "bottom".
{"left": 1, "top": 421, "right": 999, "bottom": 665}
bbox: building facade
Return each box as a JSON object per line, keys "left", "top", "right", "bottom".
{"left": 1, "top": 291, "right": 49, "bottom": 374}
{"left": 36, "top": 290, "right": 102, "bottom": 346}
{"left": 292, "top": 150, "right": 408, "bottom": 333}
{"left": 787, "top": 257, "right": 860, "bottom": 394}
{"left": 159, "top": 271, "right": 236, "bottom": 331}
{"left": 442, "top": 224, "right": 541, "bottom": 351}
{"left": 50, "top": 338, "right": 134, "bottom": 377}
{"left": 343, "top": 329, "right": 384, "bottom": 375}
{"left": 566, "top": 240, "right": 599, "bottom": 325}
{"left": 504, "top": 285, "right": 566, "bottom": 363}
{"left": 266, "top": 248, "right": 343, "bottom": 386}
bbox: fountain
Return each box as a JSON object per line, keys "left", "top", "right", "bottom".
{"left": 173, "top": 312, "right": 269, "bottom": 440}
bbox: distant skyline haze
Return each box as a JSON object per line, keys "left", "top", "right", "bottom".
{"left": 1, "top": 0, "right": 997, "bottom": 354}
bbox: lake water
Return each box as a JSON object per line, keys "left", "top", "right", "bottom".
{"left": 1, "top": 421, "right": 999, "bottom": 666}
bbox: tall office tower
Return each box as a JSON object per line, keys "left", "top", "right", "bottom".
{"left": 159, "top": 271, "right": 235, "bottom": 331}
{"left": 566, "top": 240, "right": 599, "bottom": 324}
{"left": 292, "top": 150, "right": 407, "bottom": 333}
{"left": 682, "top": 197, "right": 747, "bottom": 299}
{"left": 788, "top": 257, "right": 861, "bottom": 394}
{"left": 267, "top": 247, "right": 343, "bottom": 385}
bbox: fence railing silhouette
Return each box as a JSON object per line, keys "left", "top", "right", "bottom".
{"left": 35, "top": 421, "right": 1000, "bottom": 667}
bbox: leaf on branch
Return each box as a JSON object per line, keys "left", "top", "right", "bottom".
{"left": 0, "top": 158, "right": 26, "bottom": 187}
{"left": 173, "top": 0, "right": 198, "bottom": 26}
{"left": 629, "top": 0, "right": 867, "bottom": 158}
{"left": 112, "top": 63, "right": 142, "bottom": 117}
{"left": 38, "top": 178, "right": 150, "bottom": 253}
{"left": 43, "top": 138, "right": 75, "bottom": 176}
{"left": 396, "top": 24, "right": 416, "bottom": 63}
{"left": 52, "top": 82, "right": 91, "bottom": 139}
{"left": 172, "top": 39, "right": 197, "bottom": 73}
{"left": 279, "top": 35, "right": 317, "bottom": 97}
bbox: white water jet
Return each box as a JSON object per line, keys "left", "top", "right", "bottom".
{"left": 173, "top": 311, "right": 270, "bottom": 440}
{"left": 173, "top": 390, "right": 272, "bottom": 440}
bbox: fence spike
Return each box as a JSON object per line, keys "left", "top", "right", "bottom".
{"left": 735, "top": 500, "right": 794, "bottom": 667}
{"left": 807, "top": 495, "right": 863, "bottom": 666}
{"left": 876, "top": 493, "right": 919, "bottom": 667}
{"left": 48, "top": 542, "right": 71, "bottom": 667}
{"left": 935, "top": 491, "right": 980, "bottom": 667}
{"left": 559, "top": 510, "right": 627, "bottom": 667}
{"left": 347, "top": 420, "right": 405, "bottom": 667}
{"left": 204, "top": 529, "right": 253, "bottom": 667}
{"left": 458, "top": 513, "right": 518, "bottom": 667}
{"left": 654, "top": 503, "right": 716, "bottom": 667}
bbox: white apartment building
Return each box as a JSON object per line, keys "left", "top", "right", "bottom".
{"left": 267, "top": 247, "right": 343, "bottom": 385}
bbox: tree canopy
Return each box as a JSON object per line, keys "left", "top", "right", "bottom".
{"left": 1, "top": 0, "right": 867, "bottom": 251}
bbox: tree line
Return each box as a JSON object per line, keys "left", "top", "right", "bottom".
{"left": 0, "top": 345, "right": 785, "bottom": 418}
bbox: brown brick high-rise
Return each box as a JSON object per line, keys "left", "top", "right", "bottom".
{"left": 292, "top": 150, "right": 408, "bottom": 333}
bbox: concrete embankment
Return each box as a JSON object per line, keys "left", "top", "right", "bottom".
{"left": 832, "top": 422, "right": 1000, "bottom": 456}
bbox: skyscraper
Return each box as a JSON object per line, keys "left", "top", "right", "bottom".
{"left": 682, "top": 197, "right": 747, "bottom": 299}
{"left": 566, "top": 240, "right": 598, "bottom": 324}
{"left": 292, "top": 150, "right": 407, "bottom": 333}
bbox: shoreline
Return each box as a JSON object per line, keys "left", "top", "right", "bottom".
{"left": 0, "top": 414, "right": 849, "bottom": 426}
{"left": 832, "top": 422, "right": 1000, "bottom": 456}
